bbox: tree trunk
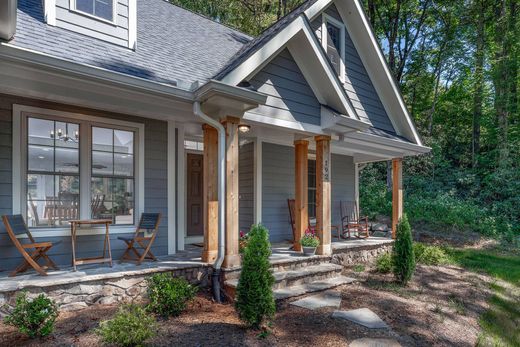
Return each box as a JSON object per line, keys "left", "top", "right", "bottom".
{"left": 472, "top": 0, "right": 485, "bottom": 168}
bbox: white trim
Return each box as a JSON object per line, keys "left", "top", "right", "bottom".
{"left": 167, "top": 120, "right": 176, "bottom": 254}
{"left": 44, "top": 0, "right": 57, "bottom": 26}
{"left": 69, "top": 0, "right": 118, "bottom": 25}
{"left": 176, "top": 124, "right": 186, "bottom": 251}
{"left": 321, "top": 13, "right": 346, "bottom": 83}
{"left": 12, "top": 105, "right": 145, "bottom": 236}
{"left": 16, "top": 226, "right": 136, "bottom": 238}
{"left": 127, "top": 0, "right": 137, "bottom": 49}
{"left": 253, "top": 138, "right": 262, "bottom": 224}
{"left": 354, "top": 163, "right": 359, "bottom": 209}
{"left": 305, "top": 0, "right": 424, "bottom": 146}
{"left": 219, "top": 16, "right": 357, "bottom": 119}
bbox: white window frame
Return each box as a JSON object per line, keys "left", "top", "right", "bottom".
{"left": 12, "top": 105, "right": 145, "bottom": 237}
{"left": 70, "top": 0, "right": 118, "bottom": 25}
{"left": 321, "top": 13, "right": 346, "bottom": 83}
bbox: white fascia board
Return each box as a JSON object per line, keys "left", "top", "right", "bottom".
{"left": 305, "top": 0, "right": 423, "bottom": 146}
{"left": 219, "top": 15, "right": 357, "bottom": 119}
{"left": 0, "top": 43, "right": 193, "bottom": 101}
{"left": 128, "top": 0, "right": 137, "bottom": 49}
{"left": 334, "top": 0, "right": 423, "bottom": 146}
{"left": 346, "top": 131, "right": 431, "bottom": 155}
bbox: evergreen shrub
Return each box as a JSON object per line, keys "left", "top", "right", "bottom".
{"left": 235, "top": 224, "right": 275, "bottom": 328}
{"left": 4, "top": 292, "right": 58, "bottom": 338}
{"left": 146, "top": 273, "right": 197, "bottom": 317}
{"left": 392, "top": 214, "right": 416, "bottom": 285}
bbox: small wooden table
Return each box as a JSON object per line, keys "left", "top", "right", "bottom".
{"left": 69, "top": 219, "right": 113, "bottom": 271}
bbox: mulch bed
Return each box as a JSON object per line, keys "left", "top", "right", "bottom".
{"left": 0, "top": 264, "right": 493, "bottom": 347}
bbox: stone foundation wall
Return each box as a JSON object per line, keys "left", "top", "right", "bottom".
{"left": 0, "top": 266, "right": 211, "bottom": 315}
{"left": 331, "top": 243, "right": 393, "bottom": 266}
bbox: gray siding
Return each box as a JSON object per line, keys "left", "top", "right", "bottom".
{"left": 55, "top": 0, "right": 129, "bottom": 47}
{"left": 0, "top": 94, "right": 168, "bottom": 270}
{"left": 248, "top": 49, "right": 322, "bottom": 126}
{"left": 311, "top": 4, "right": 396, "bottom": 133}
{"left": 261, "top": 143, "right": 356, "bottom": 242}
{"left": 261, "top": 143, "right": 294, "bottom": 243}
{"left": 239, "top": 142, "right": 254, "bottom": 233}
{"left": 331, "top": 154, "right": 356, "bottom": 227}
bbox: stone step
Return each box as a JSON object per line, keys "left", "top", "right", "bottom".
{"left": 269, "top": 254, "right": 332, "bottom": 272}
{"left": 274, "top": 275, "right": 356, "bottom": 300}
{"left": 225, "top": 263, "right": 343, "bottom": 291}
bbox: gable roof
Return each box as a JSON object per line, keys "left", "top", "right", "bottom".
{"left": 9, "top": 0, "right": 251, "bottom": 89}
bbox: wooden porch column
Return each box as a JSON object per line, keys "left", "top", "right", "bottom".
{"left": 294, "top": 139, "right": 309, "bottom": 252}
{"left": 315, "top": 135, "right": 331, "bottom": 255}
{"left": 222, "top": 116, "right": 241, "bottom": 268}
{"left": 392, "top": 158, "right": 403, "bottom": 239}
{"left": 202, "top": 124, "right": 218, "bottom": 263}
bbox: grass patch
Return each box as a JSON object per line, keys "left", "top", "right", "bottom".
{"left": 353, "top": 264, "right": 365, "bottom": 273}
{"left": 448, "top": 248, "right": 520, "bottom": 346}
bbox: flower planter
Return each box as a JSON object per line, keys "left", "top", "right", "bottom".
{"left": 302, "top": 246, "right": 317, "bottom": 256}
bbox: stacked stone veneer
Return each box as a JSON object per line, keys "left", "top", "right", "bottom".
{"left": 331, "top": 242, "right": 393, "bottom": 266}
{"left": 0, "top": 265, "right": 211, "bottom": 315}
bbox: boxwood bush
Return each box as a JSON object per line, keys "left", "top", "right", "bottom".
{"left": 146, "top": 273, "right": 197, "bottom": 317}
{"left": 97, "top": 304, "right": 156, "bottom": 347}
{"left": 4, "top": 292, "right": 58, "bottom": 338}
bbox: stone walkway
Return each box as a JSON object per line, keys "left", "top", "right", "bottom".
{"left": 289, "top": 290, "right": 400, "bottom": 346}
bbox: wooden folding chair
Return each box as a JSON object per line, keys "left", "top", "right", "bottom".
{"left": 118, "top": 213, "right": 161, "bottom": 265}
{"left": 340, "top": 201, "right": 370, "bottom": 239}
{"left": 2, "top": 214, "right": 60, "bottom": 277}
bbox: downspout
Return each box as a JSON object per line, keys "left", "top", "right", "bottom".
{"left": 193, "top": 102, "right": 226, "bottom": 303}
{"left": 0, "top": 0, "right": 17, "bottom": 40}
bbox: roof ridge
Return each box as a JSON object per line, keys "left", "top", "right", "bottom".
{"left": 160, "top": 0, "right": 253, "bottom": 39}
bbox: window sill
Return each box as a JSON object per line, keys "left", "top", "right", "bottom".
{"left": 18, "top": 225, "right": 136, "bottom": 238}
{"left": 69, "top": 8, "right": 117, "bottom": 26}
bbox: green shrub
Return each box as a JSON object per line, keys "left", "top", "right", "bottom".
{"left": 235, "top": 224, "right": 275, "bottom": 328}
{"left": 4, "top": 292, "right": 58, "bottom": 338}
{"left": 413, "top": 243, "right": 450, "bottom": 265}
{"left": 146, "top": 274, "right": 197, "bottom": 317}
{"left": 376, "top": 252, "right": 393, "bottom": 273}
{"left": 392, "top": 214, "right": 416, "bottom": 285}
{"left": 97, "top": 304, "right": 156, "bottom": 347}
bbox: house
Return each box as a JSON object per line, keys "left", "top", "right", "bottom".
{"left": 0, "top": 0, "right": 429, "bottom": 273}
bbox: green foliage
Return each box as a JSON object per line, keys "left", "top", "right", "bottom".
{"left": 392, "top": 214, "right": 416, "bottom": 285}
{"left": 353, "top": 264, "right": 365, "bottom": 273}
{"left": 96, "top": 304, "right": 156, "bottom": 347}
{"left": 4, "top": 292, "right": 58, "bottom": 338}
{"left": 299, "top": 233, "right": 320, "bottom": 247}
{"left": 235, "top": 224, "right": 275, "bottom": 329}
{"left": 146, "top": 274, "right": 197, "bottom": 318}
{"left": 413, "top": 243, "right": 450, "bottom": 265}
{"left": 375, "top": 252, "right": 393, "bottom": 273}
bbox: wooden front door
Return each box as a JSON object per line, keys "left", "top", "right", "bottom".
{"left": 187, "top": 153, "right": 204, "bottom": 236}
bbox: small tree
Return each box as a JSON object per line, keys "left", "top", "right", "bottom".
{"left": 235, "top": 224, "right": 275, "bottom": 329}
{"left": 392, "top": 214, "right": 415, "bottom": 285}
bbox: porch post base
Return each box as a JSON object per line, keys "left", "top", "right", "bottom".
{"left": 222, "top": 254, "right": 241, "bottom": 269}
{"left": 202, "top": 250, "right": 218, "bottom": 264}
{"left": 316, "top": 244, "right": 332, "bottom": 256}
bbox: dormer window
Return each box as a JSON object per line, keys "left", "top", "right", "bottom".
{"left": 73, "top": 0, "right": 115, "bottom": 22}
{"left": 321, "top": 14, "right": 346, "bottom": 82}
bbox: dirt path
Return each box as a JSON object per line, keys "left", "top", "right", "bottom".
{"left": 0, "top": 264, "right": 493, "bottom": 347}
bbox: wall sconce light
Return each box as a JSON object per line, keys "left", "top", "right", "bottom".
{"left": 238, "top": 124, "right": 251, "bottom": 133}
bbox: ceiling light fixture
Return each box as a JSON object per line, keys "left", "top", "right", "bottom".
{"left": 238, "top": 124, "right": 251, "bottom": 133}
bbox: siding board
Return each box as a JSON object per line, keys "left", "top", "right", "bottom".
{"left": 0, "top": 93, "right": 170, "bottom": 270}
{"left": 239, "top": 142, "right": 254, "bottom": 233}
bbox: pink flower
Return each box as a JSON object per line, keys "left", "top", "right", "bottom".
{"left": 240, "top": 230, "right": 245, "bottom": 238}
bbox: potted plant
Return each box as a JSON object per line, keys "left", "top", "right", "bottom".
{"left": 300, "top": 228, "right": 320, "bottom": 256}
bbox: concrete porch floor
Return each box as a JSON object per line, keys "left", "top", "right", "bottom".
{"left": 0, "top": 237, "right": 393, "bottom": 293}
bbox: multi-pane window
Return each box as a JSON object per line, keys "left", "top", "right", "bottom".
{"left": 327, "top": 22, "right": 342, "bottom": 51}
{"left": 27, "top": 117, "right": 80, "bottom": 227}
{"left": 75, "top": 0, "right": 114, "bottom": 21}
{"left": 323, "top": 16, "right": 345, "bottom": 80}
{"left": 91, "top": 127, "right": 135, "bottom": 225}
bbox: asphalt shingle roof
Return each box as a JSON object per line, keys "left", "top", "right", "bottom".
{"left": 11, "top": 0, "right": 252, "bottom": 88}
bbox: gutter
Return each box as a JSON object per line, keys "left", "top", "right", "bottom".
{"left": 193, "top": 101, "right": 226, "bottom": 303}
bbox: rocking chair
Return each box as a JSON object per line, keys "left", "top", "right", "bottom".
{"left": 340, "top": 201, "right": 369, "bottom": 239}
